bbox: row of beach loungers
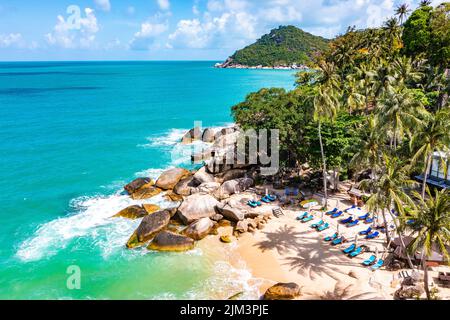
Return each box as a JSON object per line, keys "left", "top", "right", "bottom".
{"left": 297, "top": 205, "right": 384, "bottom": 271}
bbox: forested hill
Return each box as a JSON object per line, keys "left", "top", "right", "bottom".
{"left": 217, "top": 26, "right": 330, "bottom": 68}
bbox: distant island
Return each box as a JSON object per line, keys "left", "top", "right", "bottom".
{"left": 215, "top": 25, "right": 330, "bottom": 70}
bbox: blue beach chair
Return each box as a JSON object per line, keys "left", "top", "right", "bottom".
{"left": 261, "top": 196, "right": 271, "bottom": 203}
{"left": 324, "top": 233, "right": 338, "bottom": 242}
{"left": 347, "top": 220, "right": 360, "bottom": 227}
{"left": 358, "top": 213, "right": 369, "bottom": 220}
{"left": 362, "top": 255, "right": 377, "bottom": 266}
{"left": 317, "top": 223, "right": 330, "bottom": 232}
{"left": 344, "top": 205, "right": 356, "bottom": 212}
{"left": 301, "top": 215, "right": 314, "bottom": 223}
{"left": 342, "top": 243, "right": 356, "bottom": 254}
{"left": 311, "top": 220, "right": 324, "bottom": 228}
{"left": 326, "top": 208, "right": 338, "bottom": 215}
{"left": 340, "top": 217, "right": 353, "bottom": 224}
{"left": 247, "top": 200, "right": 258, "bottom": 208}
{"left": 349, "top": 246, "right": 363, "bottom": 257}
{"left": 331, "top": 211, "right": 343, "bottom": 218}
{"left": 359, "top": 227, "right": 372, "bottom": 236}
{"left": 364, "top": 217, "right": 374, "bottom": 224}
{"left": 266, "top": 194, "right": 277, "bottom": 201}
{"left": 371, "top": 259, "right": 384, "bottom": 270}
{"left": 366, "top": 231, "right": 380, "bottom": 239}
{"left": 331, "top": 237, "right": 345, "bottom": 246}
{"left": 296, "top": 212, "right": 308, "bottom": 220}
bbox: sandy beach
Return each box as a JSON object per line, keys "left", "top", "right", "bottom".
{"left": 206, "top": 189, "right": 450, "bottom": 300}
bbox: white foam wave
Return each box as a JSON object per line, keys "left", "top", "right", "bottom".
{"left": 139, "top": 128, "right": 188, "bottom": 148}
{"left": 16, "top": 192, "right": 173, "bottom": 262}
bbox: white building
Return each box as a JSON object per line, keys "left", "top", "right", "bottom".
{"left": 417, "top": 151, "right": 450, "bottom": 189}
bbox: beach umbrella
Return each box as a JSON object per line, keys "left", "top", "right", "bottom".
{"left": 265, "top": 188, "right": 268, "bottom": 196}
{"left": 321, "top": 211, "right": 324, "bottom": 219}
{"left": 336, "top": 223, "right": 340, "bottom": 235}
{"left": 335, "top": 199, "right": 339, "bottom": 209}
{"left": 375, "top": 247, "right": 379, "bottom": 259}
{"left": 354, "top": 235, "right": 358, "bottom": 246}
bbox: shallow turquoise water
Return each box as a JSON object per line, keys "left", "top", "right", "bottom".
{"left": 0, "top": 61, "right": 295, "bottom": 299}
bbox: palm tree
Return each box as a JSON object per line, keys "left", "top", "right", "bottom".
{"left": 370, "top": 62, "right": 396, "bottom": 106}
{"left": 360, "top": 154, "right": 416, "bottom": 268}
{"left": 395, "top": 4, "right": 411, "bottom": 25}
{"left": 377, "top": 87, "right": 427, "bottom": 150}
{"left": 350, "top": 116, "right": 384, "bottom": 184}
{"left": 408, "top": 188, "right": 450, "bottom": 299}
{"left": 392, "top": 56, "right": 424, "bottom": 86}
{"left": 420, "top": 0, "right": 432, "bottom": 7}
{"left": 410, "top": 108, "right": 450, "bottom": 198}
{"left": 383, "top": 18, "right": 401, "bottom": 53}
{"left": 313, "top": 61, "right": 341, "bottom": 208}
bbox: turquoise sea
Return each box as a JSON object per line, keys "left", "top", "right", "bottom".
{"left": 0, "top": 61, "right": 295, "bottom": 299}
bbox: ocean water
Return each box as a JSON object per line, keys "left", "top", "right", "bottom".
{"left": 0, "top": 61, "right": 295, "bottom": 299}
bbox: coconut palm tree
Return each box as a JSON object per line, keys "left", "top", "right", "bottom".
{"left": 410, "top": 108, "right": 450, "bottom": 198}
{"left": 395, "top": 3, "right": 411, "bottom": 25}
{"left": 420, "top": 0, "right": 432, "bottom": 7}
{"left": 360, "top": 154, "right": 416, "bottom": 268}
{"left": 377, "top": 87, "right": 427, "bottom": 150}
{"left": 392, "top": 56, "right": 424, "bottom": 86}
{"left": 408, "top": 188, "right": 450, "bottom": 299}
{"left": 313, "top": 61, "right": 341, "bottom": 208}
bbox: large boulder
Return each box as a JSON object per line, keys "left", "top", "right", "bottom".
{"left": 394, "top": 285, "right": 425, "bottom": 300}
{"left": 143, "top": 204, "right": 161, "bottom": 214}
{"left": 124, "top": 177, "right": 153, "bottom": 195}
{"left": 129, "top": 183, "right": 162, "bottom": 200}
{"left": 183, "top": 217, "right": 214, "bottom": 240}
{"left": 174, "top": 176, "right": 198, "bottom": 196}
{"left": 197, "top": 182, "right": 221, "bottom": 194}
{"left": 181, "top": 127, "right": 202, "bottom": 144}
{"left": 148, "top": 231, "right": 195, "bottom": 252}
{"left": 126, "top": 210, "right": 171, "bottom": 248}
{"left": 113, "top": 205, "right": 148, "bottom": 219}
{"left": 193, "top": 166, "right": 215, "bottom": 184}
{"left": 177, "top": 194, "right": 220, "bottom": 224}
{"left": 202, "top": 128, "right": 216, "bottom": 143}
{"left": 220, "top": 169, "right": 248, "bottom": 183}
{"left": 263, "top": 283, "right": 301, "bottom": 300}
{"left": 155, "top": 168, "right": 191, "bottom": 190}
{"left": 214, "top": 178, "right": 254, "bottom": 200}
{"left": 216, "top": 203, "right": 245, "bottom": 222}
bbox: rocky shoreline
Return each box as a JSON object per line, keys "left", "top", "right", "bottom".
{"left": 214, "top": 58, "right": 308, "bottom": 70}
{"left": 114, "top": 125, "right": 274, "bottom": 257}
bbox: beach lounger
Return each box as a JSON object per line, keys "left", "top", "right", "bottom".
{"left": 296, "top": 212, "right": 308, "bottom": 220}
{"left": 371, "top": 259, "right": 384, "bottom": 271}
{"left": 324, "top": 233, "right": 338, "bottom": 242}
{"left": 301, "top": 215, "right": 314, "bottom": 223}
{"left": 317, "top": 223, "right": 330, "bottom": 232}
{"left": 347, "top": 220, "right": 360, "bottom": 227}
{"left": 261, "top": 196, "right": 271, "bottom": 203}
{"left": 326, "top": 208, "right": 338, "bottom": 215}
{"left": 364, "top": 217, "right": 374, "bottom": 224}
{"left": 340, "top": 217, "right": 353, "bottom": 224}
{"left": 359, "top": 227, "right": 372, "bottom": 236}
{"left": 311, "top": 220, "right": 324, "bottom": 228}
{"left": 358, "top": 213, "right": 369, "bottom": 220}
{"left": 362, "top": 255, "right": 377, "bottom": 266}
{"left": 349, "top": 246, "right": 363, "bottom": 257}
{"left": 342, "top": 243, "right": 356, "bottom": 254}
{"left": 331, "top": 211, "right": 343, "bottom": 218}
{"left": 247, "top": 200, "right": 258, "bottom": 208}
{"left": 344, "top": 205, "right": 356, "bottom": 212}
{"left": 366, "top": 231, "right": 380, "bottom": 239}
{"left": 331, "top": 237, "right": 345, "bottom": 245}
{"left": 267, "top": 194, "right": 277, "bottom": 201}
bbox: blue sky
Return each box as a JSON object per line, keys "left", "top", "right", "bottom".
{"left": 0, "top": 0, "right": 440, "bottom": 61}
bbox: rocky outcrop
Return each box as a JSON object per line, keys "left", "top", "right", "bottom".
{"left": 193, "top": 166, "right": 215, "bottom": 184}
{"left": 165, "top": 191, "right": 184, "bottom": 202}
{"left": 235, "top": 220, "right": 249, "bottom": 233}
{"left": 219, "top": 169, "right": 248, "bottom": 183}
{"left": 174, "top": 176, "right": 198, "bottom": 196}
{"left": 181, "top": 127, "right": 202, "bottom": 144}
{"left": 202, "top": 128, "right": 216, "bottom": 143}
{"left": 263, "top": 283, "right": 301, "bottom": 300}
{"left": 124, "top": 177, "right": 153, "bottom": 194}
{"left": 126, "top": 210, "right": 171, "bottom": 248}
{"left": 216, "top": 202, "right": 245, "bottom": 222}
{"left": 130, "top": 184, "right": 162, "bottom": 200}
{"left": 155, "top": 168, "right": 191, "bottom": 190}
{"left": 197, "top": 182, "right": 221, "bottom": 194}
{"left": 113, "top": 205, "right": 148, "bottom": 219}
{"left": 148, "top": 231, "right": 195, "bottom": 252}
{"left": 177, "top": 194, "right": 220, "bottom": 224}
{"left": 214, "top": 178, "right": 254, "bottom": 200}
{"left": 183, "top": 217, "right": 214, "bottom": 240}
{"left": 394, "top": 284, "right": 425, "bottom": 300}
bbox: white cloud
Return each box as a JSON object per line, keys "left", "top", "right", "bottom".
{"left": 0, "top": 33, "right": 23, "bottom": 48}
{"left": 94, "top": 0, "right": 111, "bottom": 12}
{"left": 157, "top": 0, "right": 170, "bottom": 11}
{"left": 130, "top": 20, "right": 169, "bottom": 50}
{"left": 45, "top": 8, "right": 99, "bottom": 49}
